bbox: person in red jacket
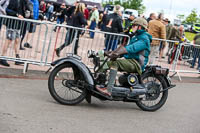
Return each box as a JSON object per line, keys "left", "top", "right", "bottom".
{"left": 84, "top": 4, "right": 89, "bottom": 20}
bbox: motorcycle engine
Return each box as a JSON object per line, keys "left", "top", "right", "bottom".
{"left": 118, "top": 74, "right": 138, "bottom": 87}
{"left": 96, "top": 73, "right": 107, "bottom": 85}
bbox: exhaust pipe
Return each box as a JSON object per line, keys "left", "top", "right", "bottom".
{"left": 111, "top": 85, "right": 147, "bottom": 97}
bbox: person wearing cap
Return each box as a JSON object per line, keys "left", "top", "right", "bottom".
{"left": 89, "top": 5, "right": 99, "bottom": 38}
{"left": 148, "top": 13, "right": 166, "bottom": 63}
{"left": 96, "top": 17, "right": 152, "bottom": 96}
{"left": 163, "top": 18, "right": 173, "bottom": 55}
{"left": 163, "top": 18, "right": 173, "bottom": 40}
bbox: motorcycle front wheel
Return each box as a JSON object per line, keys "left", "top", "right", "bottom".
{"left": 136, "top": 73, "right": 168, "bottom": 111}
{"left": 48, "top": 63, "right": 87, "bottom": 105}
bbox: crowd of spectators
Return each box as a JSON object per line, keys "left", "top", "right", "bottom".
{"left": 0, "top": 1, "right": 199, "bottom": 71}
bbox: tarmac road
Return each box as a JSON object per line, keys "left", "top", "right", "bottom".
{"left": 0, "top": 78, "right": 200, "bottom": 133}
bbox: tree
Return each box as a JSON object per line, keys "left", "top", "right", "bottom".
{"left": 177, "top": 14, "right": 185, "bottom": 22}
{"left": 184, "top": 9, "right": 198, "bottom": 24}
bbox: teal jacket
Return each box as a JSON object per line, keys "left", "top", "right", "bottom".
{"left": 123, "top": 29, "right": 152, "bottom": 71}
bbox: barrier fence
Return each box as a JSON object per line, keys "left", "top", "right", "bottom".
{"left": 0, "top": 15, "right": 130, "bottom": 72}
{"left": 45, "top": 23, "right": 130, "bottom": 68}
{"left": 150, "top": 38, "right": 200, "bottom": 80}
{"left": 0, "top": 15, "right": 199, "bottom": 80}
{"left": 0, "top": 15, "right": 49, "bottom": 73}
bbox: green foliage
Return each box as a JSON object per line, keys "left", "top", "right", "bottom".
{"left": 177, "top": 14, "right": 185, "bottom": 21}
{"left": 184, "top": 9, "right": 199, "bottom": 24}
{"left": 102, "top": 0, "right": 145, "bottom": 14}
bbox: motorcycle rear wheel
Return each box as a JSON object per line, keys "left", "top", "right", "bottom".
{"left": 48, "top": 63, "right": 87, "bottom": 105}
{"left": 136, "top": 73, "right": 168, "bottom": 111}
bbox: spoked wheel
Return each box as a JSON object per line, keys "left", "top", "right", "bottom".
{"left": 136, "top": 73, "right": 168, "bottom": 111}
{"left": 48, "top": 63, "right": 87, "bottom": 105}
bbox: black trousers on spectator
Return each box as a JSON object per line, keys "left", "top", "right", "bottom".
{"left": 57, "top": 28, "right": 81, "bottom": 55}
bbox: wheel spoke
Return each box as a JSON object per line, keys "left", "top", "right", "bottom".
{"left": 140, "top": 76, "right": 164, "bottom": 107}
{"left": 52, "top": 64, "right": 84, "bottom": 101}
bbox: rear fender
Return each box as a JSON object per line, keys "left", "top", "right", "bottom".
{"left": 51, "top": 57, "right": 94, "bottom": 86}
{"left": 144, "top": 66, "right": 172, "bottom": 88}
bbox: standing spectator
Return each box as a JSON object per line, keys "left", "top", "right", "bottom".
{"left": 147, "top": 13, "right": 156, "bottom": 23}
{"left": 104, "top": 5, "right": 123, "bottom": 51}
{"left": 98, "top": 13, "right": 103, "bottom": 29}
{"left": 55, "top": 3, "right": 87, "bottom": 56}
{"left": 84, "top": 4, "right": 89, "bottom": 20}
{"left": 191, "top": 33, "right": 200, "bottom": 70}
{"left": 20, "top": 0, "right": 39, "bottom": 50}
{"left": 169, "top": 25, "right": 182, "bottom": 41}
{"left": 39, "top": 0, "right": 46, "bottom": 20}
{"left": 100, "top": 10, "right": 108, "bottom": 31}
{"left": 163, "top": 18, "right": 173, "bottom": 40}
{"left": 39, "top": 0, "right": 46, "bottom": 13}
{"left": 0, "top": 0, "right": 10, "bottom": 30}
{"left": 178, "top": 25, "right": 185, "bottom": 37}
{"left": 148, "top": 13, "right": 166, "bottom": 64}
{"left": 53, "top": 3, "right": 67, "bottom": 32}
{"left": 124, "top": 15, "right": 135, "bottom": 30}
{"left": 66, "top": 1, "right": 79, "bottom": 25}
{"left": 0, "top": 0, "right": 31, "bottom": 66}
{"left": 163, "top": 18, "right": 173, "bottom": 55}
{"left": 89, "top": 5, "right": 99, "bottom": 39}
{"left": 46, "top": 3, "right": 54, "bottom": 21}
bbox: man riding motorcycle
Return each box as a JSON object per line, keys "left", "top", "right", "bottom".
{"left": 96, "top": 17, "right": 152, "bottom": 96}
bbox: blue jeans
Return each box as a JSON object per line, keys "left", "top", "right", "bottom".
{"left": 46, "top": 12, "right": 52, "bottom": 21}
{"left": 105, "top": 39, "right": 118, "bottom": 51}
{"left": 89, "top": 21, "right": 96, "bottom": 38}
{"left": 191, "top": 48, "right": 200, "bottom": 69}
{"left": 57, "top": 17, "right": 64, "bottom": 24}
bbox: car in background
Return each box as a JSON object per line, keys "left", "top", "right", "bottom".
{"left": 122, "top": 9, "right": 138, "bottom": 19}
{"left": 183, "top": 24, "right": 192, "bottom": 32}
{"left": 192, "top": 23, "right": 200, "bottom": 33}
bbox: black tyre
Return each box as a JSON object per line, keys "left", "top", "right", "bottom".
{"left": 48, "top": 63, "right": 87, "bottom": 105}
{"left": 136, "top": 73, "right": 168, "bottom": 111}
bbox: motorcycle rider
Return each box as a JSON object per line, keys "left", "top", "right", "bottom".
{"left": 96, "top": 17, "right": 152, "bottom": 96}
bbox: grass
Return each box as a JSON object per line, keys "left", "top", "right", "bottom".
{"left": 185, "top": 32, "right": 196, "bottom": 41}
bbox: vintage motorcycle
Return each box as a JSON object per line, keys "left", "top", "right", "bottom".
{"left": 48, "top": 51, "right": 175, "bottom": 111}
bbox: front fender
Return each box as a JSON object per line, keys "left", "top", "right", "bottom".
{"left": 51, "top": 56, "right": 94, "bottom": 86}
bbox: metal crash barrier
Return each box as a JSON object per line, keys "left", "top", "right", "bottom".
{"left": 0, "top": 15, "right": 199, "bottom": 79}
{"left": 150, "top": 38, "right": 200, "bottom": 80}
{"left": 45, "top": 23, "right": 130, "bottom": 68}
{"left": 0, "top": 15, "right": 49, "bottom": 73}
{"left": 0, "top": 15, "right": 130, "bottom": 73}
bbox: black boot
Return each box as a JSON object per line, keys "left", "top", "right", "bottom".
{"left": 20, "top": 46, "right": 25, "bottom": 50}
{"left": 24, "top": 43, "right": 32, "bottom": 48}
{"left": 15, "top": 54, "right": 24, "bottom": 65}
{"left": 55, "top": 48, "right": 61, "bottom": 57}
{"left": 0, "top": 59, "right": 10, "bottom": 67}
{"left": 20, "top": 39, "right": 25, "bottom": 50}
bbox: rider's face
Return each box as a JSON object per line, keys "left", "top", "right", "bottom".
{"left": 132, "top": 25, "right": 139, "bottom": 32}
